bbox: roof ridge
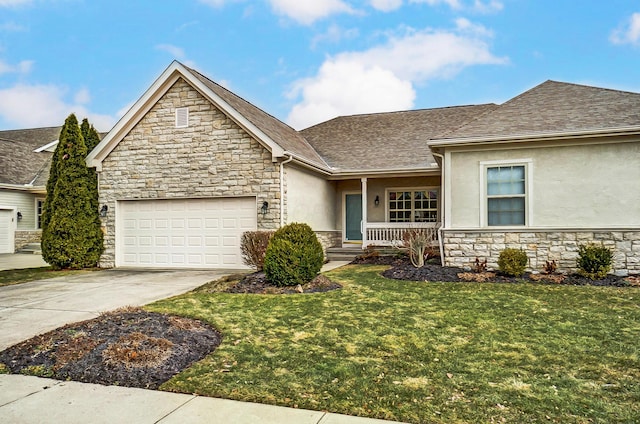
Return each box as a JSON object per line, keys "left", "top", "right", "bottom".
{"left": 545, "top": 79, "right": 640, "bottom": 96}
{"left": 435, "top": 104, "right": 500, "bottom": 139}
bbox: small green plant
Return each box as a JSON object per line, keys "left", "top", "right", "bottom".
{"left": 497, "top": 248, "right": 528, "bottom": 277}
{"left": 263, "top": 223, "right": 324, "bottom": 287}
{"left": 240, "top": 231, "right": 275, "bottom": 271}
{"left": 577, "top": 243, "right": 613, "bottom": 280}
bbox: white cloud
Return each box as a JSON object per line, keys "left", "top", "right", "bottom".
{"left": 610, "top": 12, "right": 640, "bottom": 45}
{"left": 287, "top": 60, "right": 415, "bottom": 129}
{"left": 409, "top": 0, "right": 462, "bottom": 10}
{"left": 370, "top": 0, "right": 403, "bottom": 12}
{"left": 0, "top": 0, "right": 31, "bottom": 6}
{"left": 74, "top": 88, "right": 91, "bottom": 104}
{"left": 472, "top": 0, "right": 503, "bottom": 13}
{"left": 267, "top": 0, "right": 355, "bottom": 25}
{"left": 287, "top": 23, "right": 507, "bottom": 129}
{"left": 0, "top": 84, "right": 116, "bottom": 131}
{"left": 311, "top": 24, "right": 359, "bottom": 48}
{"left": 0, "top": 59, "right": 33, "bottom": 75}
{"left": 155, "top": 44, "right": 196, "bottom": 67}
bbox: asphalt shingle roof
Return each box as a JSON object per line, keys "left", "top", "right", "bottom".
{"left": 185, "top": 66, "right": 329, "bottom": 169}
{"left": 442, "top": 80, "right": 640, "bottom": 140}
{"left": 0, "top": 127, "right": 60, "bottom": 186}
{"left": 300, "top": 104, "right": 497, "bottom": 172}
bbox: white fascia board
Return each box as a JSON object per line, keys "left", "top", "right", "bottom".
{"left": 0, "top": 183, "right": 46, "bottom": 193}
{"left": 34, "top": 140, "right": 58, "bottom": 153}
{"left": 87, "top": 61, "right": 186, "bottom": 171}
{"left": 86, "top": 61, "right": 288, "bottom": 170}
{"left": 328, "top": 167, "right": 441, "bottom": 180}
{"left": 427, "top": 125, "right": 640, "bottom": 148}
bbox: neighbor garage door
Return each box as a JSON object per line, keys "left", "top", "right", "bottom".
{"left": 0, "top": 209, "right": 13, "bottom": 254}
{"left": 117, "top": 197, "right": 256, "bottom": 269}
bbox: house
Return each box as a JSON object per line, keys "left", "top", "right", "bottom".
{"left": 0, "top": 127, "right": 60, "bottom": 253}
{"left": 86, "top": 61, "right": 640, "bottom": 274}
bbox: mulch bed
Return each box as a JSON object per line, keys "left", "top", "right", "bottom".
{"left": 224, "top": 272, "right": 342, "bottom": 294}
{"left": 355, "top": 255, "right": 637, "bottom": 287}
{"left": 0, "top": 308, "right": 221, "bottom": 389}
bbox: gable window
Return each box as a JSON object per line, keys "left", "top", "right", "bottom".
{"left": 36, "top": 198, "right": 45, "bottom": 229}
{"left": 485, "top": 164, "right": 527, "bottom": 226}
{"left": 175, "top": 107, "right": 189, "bottom": 128}
{"left": 388, "top": 189, "right": 438, "bottom": 223}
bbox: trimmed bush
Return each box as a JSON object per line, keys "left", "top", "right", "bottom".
{"left": 497, "top": 248, "right": 528, "bottom": 277}
{"left": 240, "top": 231, "right": 274, "bottom": 271}
{"left": 263, "top": 223, "right": 324, "bottom": 287}
{"left": 577, "top": 243, "right": 613, "bottom": 280}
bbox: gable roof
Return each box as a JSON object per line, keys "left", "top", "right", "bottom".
{"left": 301, "top": 104, "right": 497, "bottom": 174}
{"left": 87, "top": 61, "right": 329, "bottom": 172}
{"left": 434, "top": 80, "right": 640, "bottom": 143}
{"left": 185, "top": 67, "right": 329, "bottom": 170}
{"left": 0, "top": 126, "right": 60, "bottom": 188}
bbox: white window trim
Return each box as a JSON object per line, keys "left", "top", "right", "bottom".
{"left": 175, "top": 107, "right": 189, "bottom": 128}
{"left": 479, "top": 159, "right": 533, "bottom": 228}
{"left": 35, "top": 197, "right": 45, "bottom": 229}
{"left": 385, "top": 186, "right": 440, "bottom": 223}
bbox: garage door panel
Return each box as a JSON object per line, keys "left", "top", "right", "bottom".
{"left": 118, "top": 198, "right": 256, "bottom": 269}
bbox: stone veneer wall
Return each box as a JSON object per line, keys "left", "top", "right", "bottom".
{"left": 97, "top": 78, "right": 281, "bottom": 268}
{"left": 14, "top": 230, "right": 41, "bottom": 252}
{"left": 443, "top": 230, "right": 640, "bottom": 276}
{"left": 315, "top": 231, "right": 342, "bottom": 254}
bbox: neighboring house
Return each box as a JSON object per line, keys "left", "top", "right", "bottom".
{"left": 0, "top": 127, "right": 60, "bottom": 253}
{"left": 86, "top": 61, "right": 640, "bottom": 274}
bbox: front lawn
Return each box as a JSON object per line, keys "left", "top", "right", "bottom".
{"left": 147, "top": 265, "right": 640, "bottom": 423}
{"left": 0, "top": 267, "right": 92, "bottom": 287}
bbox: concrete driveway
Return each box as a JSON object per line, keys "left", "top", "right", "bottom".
{"left": 0, "top": 269, "right": 233, "bottom": 350}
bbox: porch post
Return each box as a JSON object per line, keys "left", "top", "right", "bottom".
{"left": 361, "top": 177, "right": 367, "bottom": 249}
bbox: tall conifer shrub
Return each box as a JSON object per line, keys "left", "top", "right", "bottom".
{"left": 41, "top": 114, "right": 104, "bottom": 269}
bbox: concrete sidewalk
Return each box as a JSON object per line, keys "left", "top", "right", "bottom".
{"left": 0, "top": 375, "right": 407, "bottom": 424}
{"left": 0, "top": 253, "right": 48, "bottom": 271}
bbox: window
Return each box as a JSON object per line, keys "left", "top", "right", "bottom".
{"left": 175, "top": 107, "right": 189, "bottom": 128}
{"left": 388, "top": 189, "right": 438, "bottom": 223}
{"left": 486, "top": 165, "right": 526, "bottom": 226}
{"left": 36, "top": 198, "right": 45, "bottom": 229}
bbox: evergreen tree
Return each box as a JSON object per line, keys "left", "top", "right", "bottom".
{"left": 80, "top": 118, "right": 101, "bottom": 211}
{"left": 41, "top": 114, "right": 104, "bottom": 269}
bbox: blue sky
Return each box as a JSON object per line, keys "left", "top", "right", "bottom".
{"left": 1, "top": 0, "right": 639, "bottom": 131}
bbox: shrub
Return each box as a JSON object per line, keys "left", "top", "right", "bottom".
{"left": 577, "top": 243, "right": 613, "bottom": 280}
{"left": 472, "top": 258, "right": 488, "bottom": 273}
{"left": 263, "top": 223, "right": 324, "bottom": 286}
{"left": 240, "top": 231, "right": 274, "bottom": 271}
{"left": 542, "top": 260, "right": 557, "bottom": 274}
{"left": 403, "top": 228, "right": 438, "bottom": 268}
{"left": 497, "top": 248, "right": 528, "bottom": 277}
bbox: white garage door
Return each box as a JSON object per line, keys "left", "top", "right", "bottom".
{"left": 117, "top": 197, "right": 256, "bottom": 269}
{"left": 0, "top": 209, "right": 13, "bottom": 254}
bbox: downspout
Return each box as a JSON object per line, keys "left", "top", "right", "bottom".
{"left": 431, "top": 151, "right": 446, "bottom": 266}
{"left": 280, "top": 152, "right": 294, "bottom": 228}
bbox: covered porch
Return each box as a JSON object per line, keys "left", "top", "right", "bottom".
{"left": 334, "top": 175, "right": 442, "bottom": 249}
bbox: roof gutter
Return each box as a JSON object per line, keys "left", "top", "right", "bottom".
{"left": 428, "top": 125, "right": 640, "bottom": 148}
{"left": 280, "top": 152, "right": 294, "bottom": 227}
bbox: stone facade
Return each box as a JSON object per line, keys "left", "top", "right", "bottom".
{"left": 443, "top": 229, "right": 640, "bottom": 275}
{"left": 97, "top": 78, "right": 281, "bottom": 268}
{"left": 14, "top": 230, "right": 41, "bottom": 252}
{"left": 315, "top": 230, "right": 342, "bottom": 253}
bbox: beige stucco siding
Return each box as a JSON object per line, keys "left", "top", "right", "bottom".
{"left": 0, "top": 190, "right": 42, "bottom": 230}
{"left": 285, "top": 165, "right": 336, "bottom": 230}
{"left": 448, "top": 141, "right": 640, "bottom": 228}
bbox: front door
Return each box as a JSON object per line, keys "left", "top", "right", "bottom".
{"left": 345, "top": 193, "right": 362, "bottom": 242}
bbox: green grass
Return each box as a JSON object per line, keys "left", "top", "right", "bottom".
{"left": 147, "top": 265, "right": 640, "bottom": 423}
{"left": 0, "top": 267, "right": 93, "bottom": 287}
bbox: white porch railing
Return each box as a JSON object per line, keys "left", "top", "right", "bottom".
{"left": 364, "top": 222, "right": 440, "bottom": 248}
